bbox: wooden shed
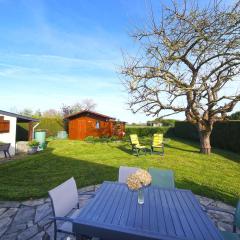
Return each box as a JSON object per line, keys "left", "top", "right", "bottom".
{"left": 64, "top": 110, "right": 126, "bottom": 140}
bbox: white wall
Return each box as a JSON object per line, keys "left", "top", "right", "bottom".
{"left": 0, "top": 115, "right": 17, "bottom": 157}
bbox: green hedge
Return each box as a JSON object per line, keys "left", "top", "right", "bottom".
{"left": 174, "top": 121, "right": 240, "bottom": 153}
{"left": 125, "top": 126, "right": 172, "bottom": 137}
{"left": 174, "top": 122, "right": 199, "bottom": 141}
{"left": 16, "top": 118, "right": 65, "bottom": 140}
{"left": 211, "top": 121, "right": 240, "bottom": 153}
{"left": 36, "top": 118, "right": 65, "bottom": 137}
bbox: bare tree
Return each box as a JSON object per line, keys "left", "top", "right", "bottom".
{"left": 61, "top": 99, "right": 97, "bottom": 116}
{"left": 42, "top": 109, "right": 61, "bottom": 118}
{"left": 81, "top": 99, "right": 97, "bottom": 111}
{"left": 121, "top": 0, "right": 240, "bottom": 154}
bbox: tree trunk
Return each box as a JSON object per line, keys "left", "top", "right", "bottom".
{"left": 198, "top": 121, "right": 213, "bottom": 154}
{"left": 198, "top": 125, "right": 212, "bottom": 154}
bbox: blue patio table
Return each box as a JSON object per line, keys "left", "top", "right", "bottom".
{"left": 73, "top": 181, "right": 223, "bottom": 240}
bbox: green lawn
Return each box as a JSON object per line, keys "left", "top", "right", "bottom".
{"left": 0, "top": 138, "right": 239, "bottom": 205}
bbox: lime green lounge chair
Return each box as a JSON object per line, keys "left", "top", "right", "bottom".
{"left": 130, "top": 134, "right": 146, "bottom": 156}
{"left": 148, "top": 167, "right": 175, "bottom": 188}
{"left": 206, "top": 200, "right": 240, "bottom": 240}
{"left": 151, "top": 134, "right": 164, "bottom": 155}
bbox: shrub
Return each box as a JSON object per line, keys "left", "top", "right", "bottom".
{"left": 125, "top": 126, "right": 171, "bottom": 137}
{"left": 174, "top": 122, "right": 199, "bottom": 141}
{"left": 16, "top": 117, "right": 65, "bottom": 141}
{"left": 84, "top": 136, "right": 98, "bottom": 143}
{"left": 28, "top": 140, "right": 40, "bottom": 147}
{"left": 36, "top": 118, "right": 65, "bottom": 137}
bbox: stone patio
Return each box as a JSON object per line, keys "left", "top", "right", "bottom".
{"left": 0, "top": 185, "right": 238, "bottom": 240}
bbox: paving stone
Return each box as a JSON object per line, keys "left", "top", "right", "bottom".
{"left": 215, "top": 201, "right": 235, "bottom": 213}
{"left": 27, "top": 220, "right": 34, "bottom": 227}
{"left": 0, "top": 201, "right": 20, "bottom": 208}
{"left": 45, "top": 198, "right": 51, "bottom": 203}
{"left": 207, "top": 210, "right": 233, "bottom": 223}
{"left": 6, "top": 223, "right": 27, "bottom": 234}
{"left": 22, "top": 199, "right": 44, "bottom": 207}
{"left": 35, "top": 203, "right": 52, "bottom": 223}
{"left": 45, "top": 223, "right": 68, "bottom": 240}
{"left": 0, "top": 208, "right": 6, "bottom": 216}
{"left": 44, "top": 222, "right": 53, "bottom": 231}
{"left": 17, "top": 224, "right": 39, "bottom": 240}
{"left": 45, "top": 223, "right": 54, "bottom": 240}
{"left": 0, "top": 208, "right": 18, "bottom": 219}
{"left": 217, "top": 221, "right": 233, "bottom": 232}
{"left": 196, "top": 195, "right": 214, "bottom": 206}
{"left": 13, "top": 206, "right": 35, "bottom": 224}
{"left": 29, "top": 231, "right": 45, "bottom": 240}
{"left": 0, "top": 217, "right": 12, "bottom": 237}
{"left": 0, "top": 231, "right": 19, "bottom": 240}
{"left": 38, "top": 214, "right": 53, "bottom": 228}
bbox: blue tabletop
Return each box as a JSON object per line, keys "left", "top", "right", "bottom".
{"left": 73, "top": 181, "right": 223, "bottom": 240}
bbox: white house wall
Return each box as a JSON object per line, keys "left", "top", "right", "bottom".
{"left": 0, "top": 115, "right": 17, "bottom": 157}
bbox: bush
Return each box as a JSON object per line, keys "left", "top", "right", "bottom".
{"left": 36, "top": 118, "right": 65, "bottom": 137}
{"left": 125, "top": 126, "right": 171, "bottom": 137}
{"left": 174, "top": 122, "right": 199, "bottom": 141}
{"left": 211, "top": 121, "right": 240, "bottom": 153}
{"left": 28, "top": 140, "right": 40, "bottom": 147}
{"left": 16, "top": 117, "right": 65, "bottom": 140}
{"left": 174, "top": 121, "right": 240, "bottom": 154}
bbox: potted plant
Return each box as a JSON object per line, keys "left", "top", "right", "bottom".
{"left": 28, "top": 140, "right": 40, "bottom": 154}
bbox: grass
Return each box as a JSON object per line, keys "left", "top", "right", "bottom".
{"left": 0, "top": 138, "right": 239, "bottom": 206}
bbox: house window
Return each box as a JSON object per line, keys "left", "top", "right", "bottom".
{"left": 96, "top": 121, "right": 100, "bottom": 129}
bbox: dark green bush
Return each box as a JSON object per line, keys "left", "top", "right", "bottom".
{"left": 125, "top": 126, "right": 171, "bottom": 137}
{"left": 174, "top": 121, "right": 240, "bottom": 153}
{"left": 211, "top": 121, "right": 240, "bottom": 153}
{"left": 174, "top": 122, "right": 199, "bottom": 141}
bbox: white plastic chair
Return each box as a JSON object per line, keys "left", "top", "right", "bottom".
{"left": 48, "top": 177, "right": 95, "bottom": 240}
{"left": 118, "top": 166, "right": 139, "bottom": 183}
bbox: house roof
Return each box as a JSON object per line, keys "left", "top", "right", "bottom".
{"left": 0, "top": 110, "right": 39, "bottom": 123}
{"left": 64, "top": 110, "right": 116, "bottom": 120}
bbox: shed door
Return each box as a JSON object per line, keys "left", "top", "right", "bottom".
{"left": 78, "top": 119, "right": 86, "bottom": 140}
{"left": 69, "top": 119, "right": 86, "bottom": 140}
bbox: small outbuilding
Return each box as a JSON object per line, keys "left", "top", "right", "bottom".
{"left": 0, "top": 110, "right": 39, "bottom": 157}
{"left": 64, "top": 110, "right": 126, "bottom": 140}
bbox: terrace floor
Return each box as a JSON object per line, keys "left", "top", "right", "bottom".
{"left": 0, "top": 185, "right": 238, "bottom": 240}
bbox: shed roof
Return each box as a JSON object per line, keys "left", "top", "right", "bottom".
{"left": 0, "top": 110, "right": 39, "bottom": 123}
{"left": 64, "top": 110, "right": 116, "bottom": 120}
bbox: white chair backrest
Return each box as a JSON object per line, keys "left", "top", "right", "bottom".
{"left": 118, "top": 166, "right": 139, "bottom": 183}
{"left": 48, "top": 177, "right": 79, "bottom": 217}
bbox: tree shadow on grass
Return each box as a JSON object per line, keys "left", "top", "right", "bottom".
{"left": 117, "top": 145, "right": 153, "bottom": 157}
{"left": 0, "top": 147, "right": 119, "bottom": 201}
{"left": 165, "top": 143, "right": 199, "bottom": 154}
{"left": 176, "top": 179, "right": 238, "bottom": 206}
{"left": 117, "top": 145, "right": 133, "bottom": 155}
{"left": 167, "top": 137, "right": 240, "bottom": 163}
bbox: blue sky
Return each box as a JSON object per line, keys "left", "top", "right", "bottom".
{"left": 0, "top": 0, "right": 238, "bottom": 123}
